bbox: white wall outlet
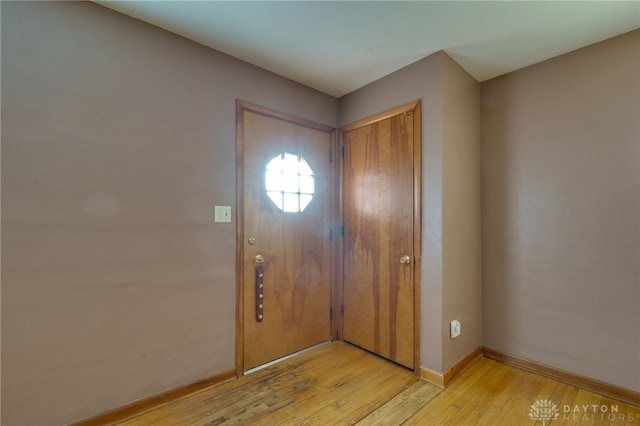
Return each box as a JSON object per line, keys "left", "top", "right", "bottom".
{"left": 450, "top": 319, "right": 461, "bottom": 339}
{"left": 214, "top": 205, "right": 232, "bottom": 223}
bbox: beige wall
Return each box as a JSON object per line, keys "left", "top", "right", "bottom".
{"left": 340, "top": 51, "right": 483, "bottom": 373}
{"left": 1, "top": 2, "right": 337, "bottom": 425}
{"left": 441, "top": 55, "right": 482, "bottom": 371}
{"left": 3, "top": 2, "right": 637, "bottom": 424}
{"left": 482, "top": 30, "right": 640, "bottom": 391}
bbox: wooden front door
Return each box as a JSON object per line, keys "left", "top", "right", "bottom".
{"left": 341, "top": 102, "right": 420, "bottom": 369}
{"left": 237, "top": 101, "right": 334, "bottom": 372}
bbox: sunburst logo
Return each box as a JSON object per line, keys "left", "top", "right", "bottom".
{"left": 529, "top": 399, "right": 560, "bottom": 425}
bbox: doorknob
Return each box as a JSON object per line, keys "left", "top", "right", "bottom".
{"left": 400, "top": 255, "right": 411, "bottom": 264}
{"left": 255, "top": 254, "right": 265, "bottom": 265}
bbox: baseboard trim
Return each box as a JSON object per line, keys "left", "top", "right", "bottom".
{"left": 420, "top": 367, "right": 444, "bottom": 388}
{"left": 443, "top": 346, "right": 483, "bottom": 386}
{"left": 420, "top": 346, "right": 483, "bottom": 388}
{"left": 483, "top": 347, "right": 640, "bottom": 408}
{"left": 72, "top": 369, "right": 237, "bottom": 426}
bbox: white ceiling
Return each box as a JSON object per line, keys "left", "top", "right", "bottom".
{"left": 96, "top": 1, "right": 640, "bottom": 98}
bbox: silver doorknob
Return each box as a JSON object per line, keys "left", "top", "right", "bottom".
{"left": 400, "top": 255, "right": 411, "bottom": 264}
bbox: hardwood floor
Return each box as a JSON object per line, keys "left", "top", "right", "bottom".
{"left": 408, "top": 356, "right": 639, "bottom": 425}
{"left": 112, "top": 342, "right": 639, "bottom": 425}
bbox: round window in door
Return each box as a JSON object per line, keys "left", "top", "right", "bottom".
{"left": 265, "top": 152, "right": 315, "bottom": 213}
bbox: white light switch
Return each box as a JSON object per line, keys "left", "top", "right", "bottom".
{"left": 214, "top": 205, "right": 232, "bottom": 223}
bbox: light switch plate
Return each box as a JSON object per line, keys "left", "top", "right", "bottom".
{"left": 214, "top": 205, "right": 232, "bottom": 223}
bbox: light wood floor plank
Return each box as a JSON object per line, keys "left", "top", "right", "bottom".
{"left": 408, "top": 357, "right": 639, "bottom": 426}
{"left": 113, "top": 343, "right": 640, "bottom": 426}
{"left": 355, "top": 380, "right": 440, "bottom": 425}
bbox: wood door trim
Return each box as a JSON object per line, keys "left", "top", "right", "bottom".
{"left": 237, "top": 100, "right": 335, "bottom": 133}
{"left": 235, "top": 100, "right": 247, "bottom": 378}
{"left": 338, "top": 100, "right": 422, "bottom": 373}
{"left": 330, "top": 130, "right": 341, "bottom": 342}
{"left": 340, "top": 101, "right": 420, "bottom": 133}
{"left": 411, "top": 101, "right": 422, "bottom": 376}
{"left": 235, "top": 100, "right": 336, "bottom": 376}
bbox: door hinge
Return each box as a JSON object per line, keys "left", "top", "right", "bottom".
{"left": 330, "top": 307, "right": 333, "bottom": 320}
{"left": 341, "top": 225, "right": 345, "bottom": 238}
{"left": 341, "top": 305, "right": 344, "bottom": 316}
{"left": 329, "top": 228, "right": 333, "bottom": 241}
{"left": 341, "top": 146, "right": 345, "bottom": 158}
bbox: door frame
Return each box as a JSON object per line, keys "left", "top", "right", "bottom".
{"left": 235, "top": 100, "right": 337, "bottom": 376}
{"left": 337, "top": 100, "right": 422, "bottom": 374}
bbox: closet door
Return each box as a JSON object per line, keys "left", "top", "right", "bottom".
{"left": 342, "top": 103, "right": 420, "bottom": 369}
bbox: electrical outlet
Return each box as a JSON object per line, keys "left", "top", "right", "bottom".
{"left": 214, "top": 205, "right": 232, "bottom": 223}
{"left": 450, "top": 320, "right": 461, "bottom": 339}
